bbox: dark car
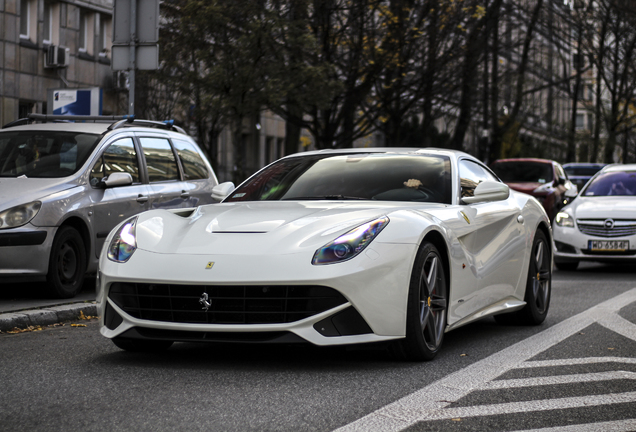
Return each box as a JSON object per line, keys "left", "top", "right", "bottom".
{"left": 563, "top": 162, "right": 607, "bottom": 191}
{"left": 490, "top": 158, "right": 576, "bottom": 221}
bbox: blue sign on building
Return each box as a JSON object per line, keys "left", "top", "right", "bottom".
{"left": 47, "top": 88, "right": 102, "bottom": 115}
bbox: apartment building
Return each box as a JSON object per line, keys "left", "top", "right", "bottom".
{"left": 1, "top": 0, "right": 120, "bottom": 126}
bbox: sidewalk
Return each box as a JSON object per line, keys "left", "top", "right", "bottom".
{"left": 0, "top": 282, "right": 97, "bottom": 332}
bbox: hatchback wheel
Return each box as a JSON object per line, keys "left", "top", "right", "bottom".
{"left": 47, "top": 226, "right": 86, "bottom": 298}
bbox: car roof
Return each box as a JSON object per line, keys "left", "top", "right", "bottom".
{"left": 1, "top": 122, "right": 111, "bottom": 134}
{"left": 563, "top": 162, "right": 606, "bottom": 167}
{"left": 287, "top": 147, "right": 476, "bottom": 160}
{"left": 602, "top": 163, "right": 636, "bottom": 173}
{"left": 492, "top": 158, "right": 555, "bottom": 165}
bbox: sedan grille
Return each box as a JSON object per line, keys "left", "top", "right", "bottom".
{"left": 108, "top": 283, "right": 347, "bottom": 325}
{"left": 577, "top": 219, "right": 636, "bottom": 238}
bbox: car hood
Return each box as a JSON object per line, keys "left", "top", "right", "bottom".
{"left": 567, "top": 196, "right": 636, "bottom": 219}
{"left": 505, "top": 182, "right": 547, "bottom": 195}
{"left": 133, "top": 201, "right": 438, "bottom": 255}
{"left": 0, "top": 177, "right": 78, "bottom": 211}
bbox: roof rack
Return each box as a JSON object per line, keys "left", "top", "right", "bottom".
{"left": 2, "top": 114, "right": 186, "bottom": 134}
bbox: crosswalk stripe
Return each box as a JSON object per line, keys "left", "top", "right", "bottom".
{"left": 521, "top": 357, "right": 636, "bottom": 368}
{"left": 334, "top": 288, "right": 636, "bottom": 432}
{"left": 421, "top": 391, "right": 636, "bottom": 420}
{"left": 516, "top": 419, "right": 636, "bottom": 432}
{"left": 482, "top": 370, "right": 636, "bottom": 389}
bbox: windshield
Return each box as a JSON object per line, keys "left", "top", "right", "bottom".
{"left": 583, "top": 171, "right": 636, "bottom": 196}
{"left": 0, "top": 131, "right": 101, "bottom": 178}
{"left": 225, "top": 153, "right": 452, "bottom": 204}
{"left": 564, "top": 165, "right": 604, "bottom": 177}
{"left": 491, "top": 161, "right": 554, "bottom": 184}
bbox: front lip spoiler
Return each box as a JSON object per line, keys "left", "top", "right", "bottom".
{"left": 0, "top": 231, "right": 47, "bottom": 247}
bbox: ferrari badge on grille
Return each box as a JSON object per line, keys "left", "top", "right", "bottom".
{"left": 199, "top": 292, "right": 212, "bottom": 311}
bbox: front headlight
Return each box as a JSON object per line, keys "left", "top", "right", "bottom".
{"left": 107, "top": 217, "right": 138, "bottom": 262}
{"left": 0, "top": 201, "right": 42, "bottom": 229}
{"left": 312, "top": 216, "right": 389, "bottom": 265}
{"left": 555, "top": 212, "right": 575, "bottom": 228}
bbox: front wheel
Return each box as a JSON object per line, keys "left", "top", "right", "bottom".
{"left": 46, "top": 226, "right": 87, "bottom": 299}
{"left": 496, "top": 229, "right": 551, "bottom": 326}
{"left": 393, "top": 242, "right": 447, "bottom": 361}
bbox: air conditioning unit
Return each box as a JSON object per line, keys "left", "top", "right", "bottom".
{"left": 44, "top": 45, "right": 70, "bottom": 68}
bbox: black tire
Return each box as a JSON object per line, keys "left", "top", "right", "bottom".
{"left": 112, "top": 337, "right": 174, "bottom": 352}
{"left": 394, "top": 241, "right": 448, "bottom": 361}
{"left": 46, "top": 226, "right": 87, "bottom": 299}
{"left": 495, "top": 230, "right": 551, "bottom": 326}
{"left": 555, "top": 261, "right": 578, "bottom": 271}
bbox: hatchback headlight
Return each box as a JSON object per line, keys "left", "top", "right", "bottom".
{"left": 555, "top": 212, "right": 575, "bottom": 228}
{"left": 312, "top": 217, "right": 389, "bottom": 265}
{"left": 107, "top": 217, "right": 138, "bottom": 262}
{"left": 0, "top": 201, "right": 42, "bottom": 229}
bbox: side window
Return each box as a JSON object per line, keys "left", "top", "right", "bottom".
{"left": 459, "top": 159, "right": 498, "bottom": 199}
{"left": 90, "top": 138, "right": 140, "bottom": 186}
{"left": 139, "top": 137, "right": 180, "bottom": 183}
{"left": 172, "top": 139, "right": 209, "bottom": 180}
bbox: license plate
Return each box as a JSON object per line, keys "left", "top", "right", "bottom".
{"left": 588, "top": 240, "right": 629, "bottom": 251}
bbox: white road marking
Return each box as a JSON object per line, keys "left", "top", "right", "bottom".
{"left": 420, "top": 391, "right": 636, "bottom": 420}
{"left": 482, "top": 371, "right": 636, "bottom": 389}
{"left": 334, "top": 288, "right": 636, "bottom": 432}
{"left": 516, "top": 419, "right": 636, "bottom": 432}
{"left": 522, "top": 357, "right": 636, "bottom": 368}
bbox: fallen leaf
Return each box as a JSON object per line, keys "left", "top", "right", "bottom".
{"left": 452, "top": 418, "right": 462, "bottom": 422}
{"left": 460, "top": 353, "right": 467, "bottom": 357}
{"left": 608, "top": 347, "right": 615, "bottom": 350}
{"left": 71, "top": 324, "right": 87, "bottom": 328}
{"left": 6, "top": 325, "right": 43, "bottom": 334}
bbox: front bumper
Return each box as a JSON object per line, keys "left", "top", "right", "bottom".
{"left": 553, "top": 224, "right": 636, "bottom": 263}
{"left": 0, "top": 225, "right": 57, "bottom": 281}
{"left": 97, "top": 242, "right": 417, "bottom": 346}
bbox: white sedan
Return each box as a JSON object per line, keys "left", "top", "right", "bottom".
{"left": 553, "top": 164, "right": 636, "bottom": 271}
{"left": 97, "top": 148, "right": 552, "bottom": 361}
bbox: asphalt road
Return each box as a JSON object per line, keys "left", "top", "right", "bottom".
{"left": 1, "top": 262, "right": 635, "bottom": 432}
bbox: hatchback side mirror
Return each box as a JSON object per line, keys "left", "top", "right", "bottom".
{"left": 99, "top": 172, "right": 133, "bottom": 188}
{"left": 462, "top": 180, "right": 510, "bottom": 204}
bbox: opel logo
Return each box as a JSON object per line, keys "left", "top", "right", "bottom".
{"left": 604, "top": 219, "right": 615, "bottom": 229}
{"left": 199, "top": 292, "right": 212, "bottom": 311}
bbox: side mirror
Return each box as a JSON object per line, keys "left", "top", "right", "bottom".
{"left": 100, "top": 172, "right": 133, "bottom": 188}
{"left": 211, "top": 181, "right": 235, "bottom": 202}
{"left": 462, "top": 180, "right": 510, "bottom": 204}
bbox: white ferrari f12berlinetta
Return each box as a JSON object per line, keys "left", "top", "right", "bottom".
{"left": 97, "top": 148, "right": 552, "bottom": 361}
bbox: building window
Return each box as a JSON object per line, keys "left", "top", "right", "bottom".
{"left": 79, "top": 9, "right": 95, "bottom": 56}
{"left": 20, "top": 0, "right": 37, "bottom": 42}
{"left": 97, "top": 15, "right": 112, "bottom": 59}
{"left": 576, "top": 113, "right": 585, "bottom": 130}
{"left": 587, "top": 114, "right": 593, "bottom": 131}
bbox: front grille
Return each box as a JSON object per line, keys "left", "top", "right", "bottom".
{"left": 577, "top": 219, "right": 636, "bottom": 238}
{"left": 108, "top": 283, "right": 347, "bottom": 325}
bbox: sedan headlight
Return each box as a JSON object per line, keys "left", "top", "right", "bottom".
{"left": 555, "top": 212, "right": 575, "bottom": 228}
{"left": 107, "top": 217, "right": 138, "bottom": 262}
{"left": 0, "top": 201, "right": 42, "bottom": 229}
{"left": 312, "top": 216, "right": 389, "bottom": 265}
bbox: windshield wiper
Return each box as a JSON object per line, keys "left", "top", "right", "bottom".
{"left": 283, "top": 195, "right": 368, "bottom": 200}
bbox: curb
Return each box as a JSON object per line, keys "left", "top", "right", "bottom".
{"left": 0, "top": 302, "right": 98, "bottom": 332}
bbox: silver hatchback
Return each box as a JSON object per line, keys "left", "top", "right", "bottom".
{"left": 0, "top": 115, "right": 219, "bottom": 298}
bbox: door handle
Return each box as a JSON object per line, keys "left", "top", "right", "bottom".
{"left": 136, "top": 194, "right": 149, "bottom": 203}
{"left": 180, "top": 190, "right": 190, "bottom": 199}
